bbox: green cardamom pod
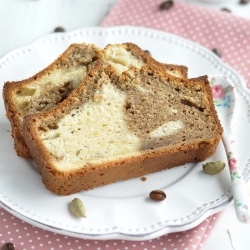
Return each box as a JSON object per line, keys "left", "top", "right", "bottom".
{"left": 69, "top": 198, "right": 86, "bottom": 218}
{"left": 202, "top": 161, "right": 225, "bottom": 175}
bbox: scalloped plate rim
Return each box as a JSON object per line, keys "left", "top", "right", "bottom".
{"left": 0, "top": 26, "right": 249, "bottom": 240}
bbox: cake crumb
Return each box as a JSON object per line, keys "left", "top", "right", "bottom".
{"left": 141, "top": 177, "right": 147, "bottom": 181}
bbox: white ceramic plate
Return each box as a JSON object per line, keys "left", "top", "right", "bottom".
{"left": 1, "top": 26, "right": 250, "bottom": 241}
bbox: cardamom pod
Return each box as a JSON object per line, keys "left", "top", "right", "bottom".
{"left": 69, "top": 198, "right": 86, "bottom": 218}
{"left": 202, "top": 161, "right": 225, "bottom": 175}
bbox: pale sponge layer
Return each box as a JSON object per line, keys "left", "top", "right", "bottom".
{"left": 41, "top": 81, "right": 141, "bottom": 170}
{"left": 41, "top": 81, "right": 184, "bottom": 171}
{"left": 104, "top": 46, "right": 144, "bottom": 73}
{"left": 14, "top": 66, "right": 87, "bottom": 119}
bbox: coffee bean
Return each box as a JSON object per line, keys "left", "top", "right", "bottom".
{"left": 221, "top": 8, "right": 231, "bottom": 13}
{"left": 144, "top": 50, "right": 151, "bottom": 56}
{"left": 240, "top": 0, "right": 249, "bottom": 4}
{"left": 54, "top": 27, "right": 65, "bottom": 32}
{"left": 149, "top": 190, "right": 166, "bottom": 201}
{"left": 1, "top": 243, "right": 15, "bottom": 250}
{"left": 212, "top": 48, "right": 222, "bottom": 58}
{"left": 159, "top": 1, "right": 174, "bottom": 11}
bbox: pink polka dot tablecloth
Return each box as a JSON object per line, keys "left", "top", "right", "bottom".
{"left": 1, "top": 1, "right": 250, "bottom": 250}
{"left": 0, "top": 206, "right": 222, "bottom": 250}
